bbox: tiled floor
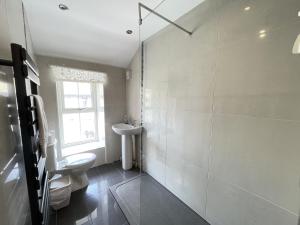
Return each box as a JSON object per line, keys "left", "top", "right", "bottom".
{"left": 110, "top": 175, "right": 209, "bottom": 225}
{"left": 49, "top": 162, "right": 139, "bottom": 225}
{"left": 49, "top": 162, "right": 208, "bottom": 225}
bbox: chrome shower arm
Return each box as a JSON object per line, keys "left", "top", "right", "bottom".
{"left": 138, "top": 2, "right": 193, "bottom": 36}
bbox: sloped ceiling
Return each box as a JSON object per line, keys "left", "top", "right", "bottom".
{"left": 23, "top": 0, "right": 204, "bottom": 68}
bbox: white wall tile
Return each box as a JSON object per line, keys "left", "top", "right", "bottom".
{"left": 211, "top": 114, "right": 300, "bottom": 214}
{"left": 127, "top": 0, "right": 300, "bottom": 224}
{"left": 144, "top": 156, "right": 166, "bottom": 185}
{"left": 165, "top": 154, "right": 185, "bottom": 199}
{"left": 182, "top": 164, "right": 208, "bottom": 218}
{"left": 183, "top": 112, "right": 211, "bottom": 170}
{"left": 206, "top": 177, "right": 298, "bottom": 225}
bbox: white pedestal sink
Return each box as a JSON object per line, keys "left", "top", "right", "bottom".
{"left": 112, "top": 123, "right": 142, "bottom": 170}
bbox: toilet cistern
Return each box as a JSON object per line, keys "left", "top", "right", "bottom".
{"left": 112, "top": 123, "right": 142, "bottom": 170}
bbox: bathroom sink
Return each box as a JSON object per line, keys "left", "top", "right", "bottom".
{"left": 112, "top": 123, "right": 142, "bottom": 136}
{"left": 112, "top": 123, "right": 142, "bottom": 170}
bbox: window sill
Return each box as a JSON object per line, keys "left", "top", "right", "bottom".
{"left": 62, "top": 141, "right": 105, "bottom": 157}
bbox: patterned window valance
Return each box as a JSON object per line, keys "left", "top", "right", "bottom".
{"left": 50, "top": 65, "right": 107, "bottom": 83}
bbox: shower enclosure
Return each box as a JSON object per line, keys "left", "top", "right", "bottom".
{"left": 113, "top": 0, "right": 300, "bottom": 225}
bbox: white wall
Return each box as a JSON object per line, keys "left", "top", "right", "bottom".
{"left": 0, "top": 0, "right": 11, "bottom": 59}
{"left": 37, "top": 55, "right": 126, "bottom": 166}
{"left": 0, "top": 0, "right": 34, "bottom": 60}
{"left": 127, "top": 0, "right": 300, "bottom": 224}
{"left": 0, "top": 0, "right": 25, "bottom": 59}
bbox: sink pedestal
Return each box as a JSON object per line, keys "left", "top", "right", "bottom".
{"left": 121, "top": 135, "right": 133, "bottom": 170}
{"left": 112, "top": 123, "right": 142, "bottom": 171}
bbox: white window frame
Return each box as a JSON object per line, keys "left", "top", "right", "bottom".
{"left": 56, "top": 80, "right": 100, "bottom": 148}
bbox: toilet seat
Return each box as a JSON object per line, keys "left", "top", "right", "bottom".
{"left": 63, "top": 153, "right": 96, "bottom": 169}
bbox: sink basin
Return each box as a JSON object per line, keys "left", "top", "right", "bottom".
{"left": 112, "top": 123, "right": 142, "bottom": 136}
{"left": 112, "top": 123, "right": 142, "bottom": 170}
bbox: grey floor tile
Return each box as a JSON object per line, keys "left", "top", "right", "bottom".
{"left": 110, "top": 175, "right": 210, "bottom": 225}
{"left": 50, "top": 162, "right": 139, "bottom": 225}
{"left": 50, "top": 162, "right": 207, "bottom": 225}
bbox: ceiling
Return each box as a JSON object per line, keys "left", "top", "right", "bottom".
{"left": 23, "top": 0, "right": 203, "bottom": 68}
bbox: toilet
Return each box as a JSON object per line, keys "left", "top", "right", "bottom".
{"left": 46, "top": 134, "right": 96, "bottom": 192}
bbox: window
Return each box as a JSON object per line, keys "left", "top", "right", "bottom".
{"left": 57, "top": 81, "right": 105, "bottom": 148}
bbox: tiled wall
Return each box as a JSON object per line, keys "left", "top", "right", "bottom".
{"left": 126, "top": 50, "right": 141, "bottom": 123}
{"left": 37, "top": 55, "right": 126, "bottom": 165}
{"left": 126, "top": 50, "right": 142, "bottom": 165}
{"left": 128, "top": 0, "right": 300, "bottom": 224}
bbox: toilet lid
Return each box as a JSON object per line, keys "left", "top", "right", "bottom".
{"left": 63, "top": 153, "right": 96, "bottom": 169}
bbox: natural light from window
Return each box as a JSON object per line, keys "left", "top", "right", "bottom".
{"left": 57, "top": 81, "right": 105, "bottom": 156}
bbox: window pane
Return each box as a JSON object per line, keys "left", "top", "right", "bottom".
{"left": 80, "top": 112, "right": 95, "bottom": 141}
{"left": 78, "top": 83, "right": 91, "bottom": 95}
{"left": 78, "top": 83, "right": 92, "bottom": 108}
{"left": 63, "top": 113, "right": 80, "bottom": 144}
{"left": 63, "top": 82, "right": 79, "bottom": 109}
{"left": 63, "top": 82, "right": 78, "bottom": 95}
{"left": 78, "top": 96, "right": 92, "bottom": 108}
{"left": 64, "top": 96, "right": 79, "bottom": 109}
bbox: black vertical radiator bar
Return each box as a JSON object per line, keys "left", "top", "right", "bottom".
{"left": 11, "top": 43, "right": 48, "bottom": 225}
{"left": 0, "top": 59, "right": 13, "bottom": 66}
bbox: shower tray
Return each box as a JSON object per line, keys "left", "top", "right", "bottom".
{"left": 110, "top": 174, "right": 209, "bottom": 225}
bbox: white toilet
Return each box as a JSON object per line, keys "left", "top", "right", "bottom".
{"left": 46, "top": 135, "right": 96, "bottom": 192}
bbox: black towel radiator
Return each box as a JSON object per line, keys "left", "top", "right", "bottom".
{"left": 0, "top": 43, "right": 49, "bottom": 225}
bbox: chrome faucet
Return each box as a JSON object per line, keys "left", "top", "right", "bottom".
{"left": 132, "top": 120, "right": 139, "bottom": 126}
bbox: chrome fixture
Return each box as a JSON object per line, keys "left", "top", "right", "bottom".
{"left": 138, "top": 3, "right": 193, "bottom": 36}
